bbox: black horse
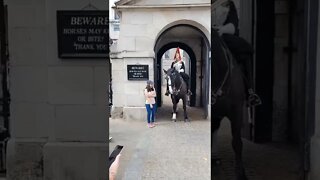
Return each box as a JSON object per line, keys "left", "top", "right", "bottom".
{"left": 212, "top": 29, "right": 248, "bottom": 180}
{"left": 163, "top": 68, "right": 189, "bottom": 122}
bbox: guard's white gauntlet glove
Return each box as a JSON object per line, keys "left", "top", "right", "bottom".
{"left": 179, "top": 69, "right": 184, "bottom": 73}
{"left": 217, "top": 23, "right": 236, "bottom": 36}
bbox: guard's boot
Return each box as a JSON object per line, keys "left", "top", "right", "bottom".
{"left": 186, "top": 81, "right": 192, "bottom": 96}
{"left": 165, "top": 85, "right": 170, "bottom": 96}
{"left": 248, "top": 88, "right": 262, "bottom": 106}
{"left": 186, "top": 88, "right": 192, "bottom": 106}
{"left": 165, "top": 90, "right": 169, "bottom": 96}
{"left": 187, "top": 89, "right": 192, "bottom": 96}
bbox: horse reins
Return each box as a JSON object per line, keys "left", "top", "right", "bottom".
{"left": 174, "top": 76, "right": 184, "bottom": 94}
{"left": 212, "top": 34, "right": 233, "bottom": 103}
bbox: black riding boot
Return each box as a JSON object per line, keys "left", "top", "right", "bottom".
{"left": 165, "top": 84, "right": 170, "bottom": 96}
{"left": 180, "top": 72, "right": 192, "bottom": 96}
{"left": 240, "top": 54, "right": 261, "bottom": 106}
{"left": 186, "top": 81, "right": 192, "bottom": 96}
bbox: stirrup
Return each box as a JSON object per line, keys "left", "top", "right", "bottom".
{"left": 187, "top": 90, "right": 192, "bottom": 96}
{"left": 248, "top": 93, "right": 262, "bottom": 106}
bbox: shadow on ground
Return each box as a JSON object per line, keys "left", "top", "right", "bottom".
{"left": 213, "top": 119, "right": 301, "bottom": 180}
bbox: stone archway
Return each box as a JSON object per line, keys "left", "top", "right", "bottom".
{"left": 155, "top": 42, "right": 197, "bottom": 107}
{"left": 154, "top": 24, "right": 211, "bottom": 118}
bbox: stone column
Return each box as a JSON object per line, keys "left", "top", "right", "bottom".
{"left": 5, "top": 0, "right": 109, "bottom": 179}
{"left": 310, "top": 1, "right": 320, "bottom": 179}
{"left": 239, "top": 0, "right": 252, "bottom": 42}
{"left": 272, "top": 0, "right": 290, "bottom": 142}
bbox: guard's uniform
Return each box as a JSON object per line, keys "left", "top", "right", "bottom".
{"left": 221, "top": 1, "right": 254, "bottom": 89}
{"left": 171, "top": 60, "right": 190, "bottom": 86}
{"left": 165, "top": 48, "right": 191, "bottom": 96}
{"left": 212, "top": 0, "right": 261, "bottom": 106}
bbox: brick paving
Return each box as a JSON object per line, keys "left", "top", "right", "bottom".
{"left": 110, "top": 95, "right": 301, "bottom": 180}
{"left": 213, "top": 119, "right": 301, "bottom": 180}
{"left": 109, "top": 103, "right": 211, "bottom": 180}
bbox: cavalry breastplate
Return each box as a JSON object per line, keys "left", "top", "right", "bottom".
{"left": 173, "top": 62, "right": 182, "bottom": 71}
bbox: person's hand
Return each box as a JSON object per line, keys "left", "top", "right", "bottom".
{"left": 109, "top": 154, "right": 121, "bottom": 180}
{"left": 219, "top": 23, "right": 236, "bottom": 36}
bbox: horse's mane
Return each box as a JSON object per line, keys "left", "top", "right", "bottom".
{"left": 166, "top": 67, "right": 185, "bottom": 93}
{"left": 168, "top": 68, "right": 178, "bottom": 74}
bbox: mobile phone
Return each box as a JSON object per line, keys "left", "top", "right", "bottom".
{"left": 108, "top": 145, "right": 123, "bottom": 168}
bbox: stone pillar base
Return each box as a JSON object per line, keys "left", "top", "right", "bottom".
{"left": 111, "top": 106, "right": 124, "bottom": 119}
{"left": 112, "top": 106, "right": 147, "bottom": 121}
{"left": 311, "top": 136, "right": 320, "bottom": 180}
{"left": 123, "top": 107, "right": 147, "bottom": 121}
{"left": 6, "top": 138, "right": 46, "bottom": 180}
{"left": 7, "top": 140, "right": 108, "bottom": 180}
{"left": 43, "top": 142, "right": 107, "bottom": 180}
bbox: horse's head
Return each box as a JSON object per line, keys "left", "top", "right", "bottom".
{"left": 163, "top": 68, "right": 181, "bottom": 95}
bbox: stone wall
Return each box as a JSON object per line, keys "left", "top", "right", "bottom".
{"left": 5, "top": 0, "right": 109, "bottom": 179}
{"left": 310, "top": 1, "right": 320, "bottom": 178}
{"left": 272, "top": 0, "right": 289, "bottom": 141}
{"left": 111, "top": 4, "right": 210, "bottom": 120}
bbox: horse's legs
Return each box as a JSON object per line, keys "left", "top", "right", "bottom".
{"left": 230, "top": 108, "right": 248, "bottom": 180}
{"left": 182, "top": 96, "right": 188, "bottom": 122}
{"left": 171, "top": 96, "right": 177, "bottom": 122}
{"left": 212, "top": 117, "right": 222, "bottom": 165}
{"left": 212, "top": 117, "right": 223, "bottom": 178}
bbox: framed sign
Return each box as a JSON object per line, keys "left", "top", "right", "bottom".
{"left": 127, "top": 65, "right": 149, "bottom": 80}
{"left": 57, "top": 11, "right": 108, "bottom": 58}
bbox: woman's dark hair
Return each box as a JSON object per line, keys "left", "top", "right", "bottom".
{"left": 146, "top": 85, "right": 154, "bottom": 92}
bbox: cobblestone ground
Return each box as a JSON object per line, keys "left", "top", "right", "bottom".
{"left": 109, "top": 101, "right": 211, "bottom": 180}
{"left": 213, "top": 119, "right": 301, "bottom": 180}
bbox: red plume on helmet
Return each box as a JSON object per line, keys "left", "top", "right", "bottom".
{"left": 174, "top": 47, "right": 182, "bottom": 61}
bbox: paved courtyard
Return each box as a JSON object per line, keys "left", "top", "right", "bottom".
{"left": 110, "top": 91, "right": 301, "bottom": 180}
{"left": 109, "top": 99, "right": 211, "bottom": 180}
{"left": 213, "top": 118, "right": 301, "bottom": 180}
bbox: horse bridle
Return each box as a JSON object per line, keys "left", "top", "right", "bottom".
{"left": 166, "top": 70, "right": 183, "bottom": 95}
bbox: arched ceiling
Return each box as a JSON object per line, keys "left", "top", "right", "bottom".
{"left": 155, "top": 25, "right": 206, "bottom": 53}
